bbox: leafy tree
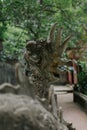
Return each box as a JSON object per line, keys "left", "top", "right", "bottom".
{"left": 2, "top": 0, "right": 55, "bottom": 40}
{"left": 2, "top": 0, "right": 87, "bottom": 41}
{"left": 1, "top": 0, "right": 87, "bottom": 61}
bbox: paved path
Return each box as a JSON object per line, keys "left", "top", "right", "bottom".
{"left": 53, "top": 85, "right": 73, "bottom": 94}
{"left": 57, "top": 93, "right": 87, "bottom": 130}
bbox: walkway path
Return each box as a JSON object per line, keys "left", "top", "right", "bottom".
{"left": 57, "top": 92, "right": 87, "bottom": 130}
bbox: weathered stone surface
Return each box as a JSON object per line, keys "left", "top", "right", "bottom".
{"left": 0, "top": 94, "right": 58, "bottom": 130}
{"left": 0, "top": 83, "right": 20, "bottom": 94}
{"left": 0, "top": 62, "right": 17, "bottom": 85}
{"left": 24, "top": 24, "right": 72, "bottom": 98}
{"left": 0, "top": 23, "right": 72, "bottom": 129}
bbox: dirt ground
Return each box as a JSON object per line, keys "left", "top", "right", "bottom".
{"left": 57, "top": 93, "right": 87, "bottom": 130}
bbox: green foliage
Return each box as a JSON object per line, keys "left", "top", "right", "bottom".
{"left": 78, "top": 62, "right": 87, "bottom": 94}
{"left": 1, "top": 0, "right": 86, "bottom": 40}
{"left": 0, "top": 0, "right": 7, "bottom": 39}
{"left": 0, "top": 23, "right": 6, "bottom": 39}
{"left": 1, "top": 0, "right": 87, "bottom": 61}
{"left": 2, "top": 0, "right": 55, "bottom": 40}
{"left": 78, "top": 70, "right": 87, "bottom": 94}
{"left": 1, "top": 26, "right": 28, "bottom": 61}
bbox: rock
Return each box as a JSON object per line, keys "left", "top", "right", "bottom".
{"left": 0, "top": 94, "right": 58, "bottom": 130}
